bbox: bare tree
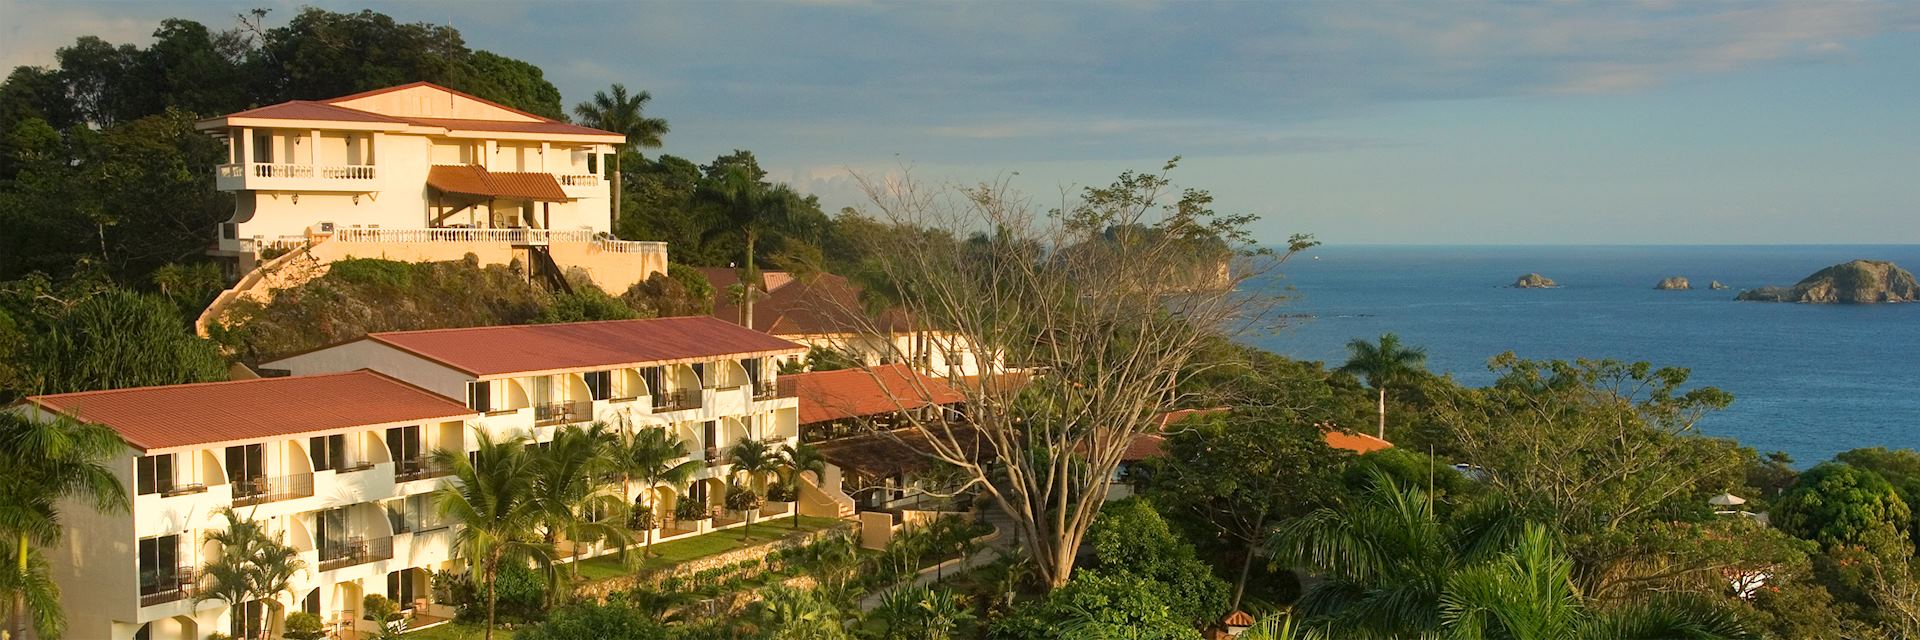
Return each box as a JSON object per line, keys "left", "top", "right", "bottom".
{"left": 830, "top": 159, "right": 1313, "bottom": 589}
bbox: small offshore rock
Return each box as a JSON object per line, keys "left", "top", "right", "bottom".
{"left": 1656, "top": 276, "right": 1691, "bottom": 290}
{"left": 1512, "top": 273, "right": 1558, "bottom": 289}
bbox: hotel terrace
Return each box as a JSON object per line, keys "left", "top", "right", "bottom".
{"left": 193, "top": 83, "right": 669, "bottom": 335}
{"left": 19, "top": 316, "right": 811, "bottom": 640}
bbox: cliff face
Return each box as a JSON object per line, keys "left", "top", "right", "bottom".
{"left": 1736, "top": 260, "right": 1920, "bottom": 304}
{"left": 1512, "top": 273, "right": 1557, "bottom": 289}
{"left": 1656, "top": 277, "right": 1690, "bottom": 290}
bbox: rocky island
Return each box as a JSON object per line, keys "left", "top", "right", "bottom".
{"left": 1709, "top": 281, "right": 1728, "bottom": 290}
{"left": 1735, "top": 260, "right": 1920, "bottom": 304}
{"left": 1656, "top": 276, "right": 1690, "bottom": 290}
{"left": 1512, "top": 273, "right": 1557, "bottom": 289}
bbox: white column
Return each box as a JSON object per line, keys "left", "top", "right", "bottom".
{"left": 484, "top": 140, "right": 497, "bottom": 171}
{"left": 240, "top": 128, "right": 254, "bottom": 164}
{"left": 539, "top": 142, "right": 550, "bottom": 172}
{"left": 309, "top": 130, "right": 321, "bottom": 166}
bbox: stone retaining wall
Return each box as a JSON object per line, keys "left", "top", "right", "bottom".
{"left": 572, "top": 521, "right": 857, "bottom": 600}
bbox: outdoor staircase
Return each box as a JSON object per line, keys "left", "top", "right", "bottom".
{"left": 525, "top": 244, "right": 574, "bottom": 295}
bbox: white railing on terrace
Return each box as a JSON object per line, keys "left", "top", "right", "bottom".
{"left": 218, "top": 163, "right": 377, "bottom": 180}
{"left": 596, "top": 238, "right": 669, "bottom": 254}
{"left": 334, "top": 228, "right": 596, "bottom": 244}
{"left": 558, "top": 174, "right": 600, "bottom": 187}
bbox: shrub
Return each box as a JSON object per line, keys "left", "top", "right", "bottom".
{"left": 990, "top": 572, "right": 1203, "bottom": 640}
{"left": 517, "top": 600, "right": 673, "bottom": 640}
{"left": 327, "top": 258, "right": 418, "bottom": 289}
{"left": 724, "top": 480, "right": 762, "bottom": 513}
{"left": 676, "top": 494, "right": 711, "bottom": 521}
{"left": 282, "top": 612, "right": 324, "bottom": 640}
{"left": 1082, "top": 499, "right": 1230, "bottom": 627}
{"left": 493, "top": 562, "right": 551, "bottom": 624}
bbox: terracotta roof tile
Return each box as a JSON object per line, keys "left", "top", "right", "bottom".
{"left": 779, "top": 364, "right": 964, "bottom": 425}
{"left": 705, "top": 270, "right": 906, "bottom": 335}
{"left": 26, "top": 371, "right": 476, "bottom": 451}
{"left": 1324, "top": 430, "right": 1394, "bottom": 454}
{"left": 427, "top": 164, "right": 568, "bottom": 201}
{"left": 221, "top": 100, "right": 408, "bottom": 123}
{"left": 208, "top": 82, "right": 621, "bottom": 137}
{"left": 367, "top": 316, "right": 807, "bottom": 376}
{"left": 812, "top": 426, "right": 990, "bottom": 479}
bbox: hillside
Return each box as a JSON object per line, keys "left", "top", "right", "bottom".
{"left": 211, "top": 255, "right": 712, "bottom": 363}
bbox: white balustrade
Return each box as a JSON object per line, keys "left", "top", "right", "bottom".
{"left": 557, "top": 174, "right": 600, "bottom": 187}
{"left": 216, "top": 163, "right": 376, "bottom": 180}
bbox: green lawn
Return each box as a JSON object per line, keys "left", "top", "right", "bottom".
{"left": 570, "top": 515, "right": 846, "bottom": 582}
{"left": 403, "top": 621, "right": 515, "bottom": 640}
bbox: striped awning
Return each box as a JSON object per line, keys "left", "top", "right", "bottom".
{"left": 427, "top": 164, "right": 569, "bottom": 201}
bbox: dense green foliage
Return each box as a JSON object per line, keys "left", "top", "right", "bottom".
{"left": 0, "top": 278, "right": 226, "bottom": 403}
{"left": 1774, "top": 463, "right": 1913, "bottom": 553}
{"left": 517, "top": 599, "right": 673, "bottom": 640}
{"left": 212, "top": 257, "right": 704, "bottom": 363}
{"left": 1082, "top": 499, "right": 1231, "bottom": 627}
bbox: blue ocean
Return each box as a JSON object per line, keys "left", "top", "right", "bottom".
{"left": 1243, "top": 245, "right": 1920, "bottom": 465}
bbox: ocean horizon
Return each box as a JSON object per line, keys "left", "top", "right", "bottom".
{"left": 1243, "top": 244, "right": 1920, "bottom": 465}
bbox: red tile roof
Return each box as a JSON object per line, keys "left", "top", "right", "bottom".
{"left": 703, "top": 269, "right": 907, "bottom": 335}
{"left": 224, "top": 100, "right": 408, "bottom": 123}
{"left": 366, "top": 316, "right": 807, "bottom": 376}
{"left": 1123, "top": 434, "right": 1167, "bottom": 461}
{"left": 206, "top": 82, "right": 621, "bottom": 138}
{"left": 780, "top": 364, "right": 965, "bottom": 425}
{"left": 1129, "top": 408, "right": 1395, "bottom": 460}
{"left": 25, "top": 371, "right": 475, "bottom": 452}
{"left": 402, "top": 117, "right": 623, "bottom": 137}
{"left": 427, "top": 165, "right": 568, "bottom": 201}
{"left": 1324, "top": 430, "right": 1394, "bottom": 454}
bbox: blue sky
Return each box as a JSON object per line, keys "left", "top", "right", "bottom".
{"left": 3, "top": 0, "right": 1917, "bottom": 245}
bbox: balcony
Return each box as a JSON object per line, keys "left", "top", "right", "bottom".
{"left": 394, "top": 458, "right": 451, "bottom": 483}
{"left": 651, "top": 389, "right": 700, "bottom": 413}
{"left": 231, "top": 473, "right": 314, "bottom": 507}
{"left": 556, "top": 172, "right": 603, "bottom": 199}
{"left": 753, "top": 381, "right": 780, "bottom": 400}
{"left": 138, "top": 567, "right": 196, "bottom": 607}
{"left": 216, "top": 162, "right": 377, "bottom": 192}
{"left": 318, "top": 536, "right": 394, "bottom": 572}
{"left": 534, "top": 400, "right": 593, "bottom": 426}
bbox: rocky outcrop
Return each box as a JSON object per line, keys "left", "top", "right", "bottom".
{"left": 1709, "top": 281, "right": 1729, "bottom": 290}
{"left": 1736, "top": 260, "right": 1920, "bottom": 304}
{"left": 1512, "top": 273, "right": 1557, "bottom": 289}
{"left": 1656, "top": 277, "right": 1690, "bottom": 290}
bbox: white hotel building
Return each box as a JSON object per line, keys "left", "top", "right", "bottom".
{"left": 23, "top": 317, "right": 807, "bottom": 640}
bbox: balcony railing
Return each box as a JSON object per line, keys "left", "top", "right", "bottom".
{"left": 138, "top": 567, "right": 196, "bottom": 607}
{"left": 319, "top": 536, "right": 394, "bottom": 572}
{"left": 594, "top": 238, "right": 669, "bottom": 255}
{"left": 394, "top": 458, "right": 451, "bottom": 483}
{"left": 651, "top": 389, "right": 700, "bottom": 413}
{"left": 557, "top": 173, "right": 599, "bottom": 186}
{"left": 231, "top": 473, "right": 314, "bottom": 507}
{"left": 752, "top": 381, "right": 779, "bottom": 400}
{"left": 335, "top": 227, "right": 597, "bottom": 245}
{"left": 534, "top": 400, "right": 593, "bottom": 426}
{"left": 218, "top": 162, "right": 377, "bottom": 180}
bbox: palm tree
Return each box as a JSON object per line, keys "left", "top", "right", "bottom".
{"left": 1270, "top": 475, "right": 1752, "bottom": 640}
{"left": 777, "top": 442, "right": 827, "bottom": 529}
{"left": 197, "top": 507, "right": 306, "bottom": 640}
{"left": 1337, "top": 333, "right": 1428, "bottom": 440}
{"left": 1267, "top": 473, "right": 1518, "bottom": 637}
{"left": 728, "top": 437, "right": 781, "bottom": 539}
{"left": 431, "top": 430, "right": 552, "bottom": 640}
{"left": 530, "top": 424, "right": 630, "bottom": 580}
{"left": 0, "top": 413, "right": 129, "bottom": 640}
{"left": 571, "top": 84, "right": 669, "bottom": 229}
{"left": 1440, "top": 526, "right": 1754, "bottom": 640}
{"left": 696, "top": 166, "right": 796, "bottom": 327}
{"left": 617, "top": 427, "right": 702, "bottom": 558}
